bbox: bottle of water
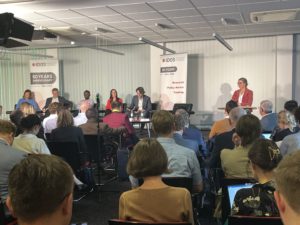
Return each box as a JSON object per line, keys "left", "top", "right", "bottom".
{"left": 130, "top": 111, "right": 133, "bottom": 118}
{"left": 141, "top": 111, "right": 144, "bottom": 118}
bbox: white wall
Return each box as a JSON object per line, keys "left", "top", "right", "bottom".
{"left": 150, "top": 35, "right": 293, "bottom": 125}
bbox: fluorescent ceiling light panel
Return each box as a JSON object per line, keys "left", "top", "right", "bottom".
{"left": 250, "top": 9, "right": 299, "bottom": 23}
{"left": 212, "top": 33, "right": 233, "bottom": 51}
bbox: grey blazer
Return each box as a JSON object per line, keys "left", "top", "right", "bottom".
{"left": 129, "top": 95, "right": 152, "bottom": 116}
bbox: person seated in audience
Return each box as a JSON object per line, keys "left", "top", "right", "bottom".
{"left": 16, "top": 89, "right": 40, "bottom": 111}
{"left": 42, "top": 102, "right": 61, "bottom": 136}
{"left": 271, "top": 110, "right": 299, "bottom": 142}
{"left": 280, "top": 106, "right": 300, "bottom": 156}
{"left": 175, "top": 109, "right": 207, "bottom": 156}
{"left": 6, "top": 154, "right": 74, "bottom": 225}
{"left": 152, "top": 110, "right": 203, "bottom": 192}
{"left": 274, "top": 151, "right": 300, "bottom": 225}
{"left": 74, "top": 101, "right": 89, "bottom": 126}
{"left": 9, "top": 109, "right": 24, "bottom": 136}
{"left": 50, "top": 109, "right": 87, "bottom": 152}
{"left": 43, "top": 88, "right": 68, "bottom": 111}
{"left": 77, "top": 90, "right": 94, "bottom": 109}
{"left": 106, "top": 89, "right": 123, "bottom": 111}
{"left": 119, "top": 138, "right": 194, "bottom": 225}
{"left": 206, "top": 107, "right": 246, "bottom": 169}
{"left": 209, "top": 100, "right": 238, "bottom": 139}
{"left": 129, "top": 87, "right": 152, "bottom": 118}
{"left": 103, "top": 101, "right": 139, "bottom": 146}
{"left": 259, "top": 100, "right": 277, "bottom": 133}
{"left": 19, "top": 102, "right": 36, "bottom": 116}
{"left": 0, "top": 120, "right": 26, "bottom": 200}
{"left": 232, "top": 139, "right": 282, "bottom": 216}
{"left": 221, "top": 114, "right": 261, "bottom": 178}
{"left": 13, "top": 114, "right": 50, "bottom": 155}
{"left": 173, "top": 110, "right": 200, "bottom": 157}
{"left": 79, "top": 108, "right": 124, "bottom": 135}
{"left": 284, "top": 100, "right": 298, "bottom": 114}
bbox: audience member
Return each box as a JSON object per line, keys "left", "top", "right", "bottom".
{"left": 19, "top": 102, "right": 36, "bottom": 116}
{"left": 173, "top": 111, "right": 200, "bottom": 156}
{"left": 106, "top": 89, "right": 123, "bottom": 111}
{"left": 175, "top": 109, "right": 207, "bottom": 155}
{"left": 43, "top": 88, "right": 68, "bottom": 110}
{"left": 77, "top": 90, "right": 94, "bottom": 109}
{"left": 74, "top": 101, "right": 89, "bottom": 126}
{"left": 271, "top": 111, "right": 298, "bottom": 142}
{"left": 9, "top": 109, "right": 24, "bottom": 136}
{"left": 42, "top": 102, "right": 61, "bottom": 135}
{"left": 129, "top": 87, "right": 152, "bottom": 118}
{"left": 280, "top": 107, "right": 300, "bottom": 156}
{"left": 50, "top": 109, "right": 87, "bottom": 152}
{"left": 0, "top": 120, "right": 26, "bottom": 200}
{"left": 207, "top": 107, "right": 246, "bottom": 168}
{"left": 6, "top": 154, "right": 74, "bottom": 225}
{"left": 13, "top": 114, "right": 50, "bottom": 154}
{"left": 209, "top": 100, "right": 238, "bottom": 139}
{"left": 16, "top": 89, "right": 40, "bottom": 111}
{"left": 274, "top": 151, "right": 300, "bottom": 225}
{"left": 79, "top": 108, "right": 124, "bottom": 135}
{"left": 259, "top": 100, "right": 277, "bottom": 132}
{"left": 221, "top": 114, "right": 261, "bottom": 178}
{"left": 119, "top": 139, "right": 194, "bottom": 225}
{"left": 152, "top": 110, "right": 203, "bottom": 192}
{"left": 103, "top": 101, "right": 138, "bottom": 146}
{"left": 232, "top": 139, "right": 281, "bottom": 216}
{"left": 284, "top": 100, "right": 298, "bottom": 114}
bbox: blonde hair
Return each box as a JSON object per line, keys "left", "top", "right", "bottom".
{"left": 19, "top": 102, "right": 36, "bottom": 116}
{"left": 57, "top": 109, "right": 74, "bottom": 128}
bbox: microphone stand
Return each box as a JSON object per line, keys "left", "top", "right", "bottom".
{"left": 95, "top": 96, "right": 103, "bottom": 189}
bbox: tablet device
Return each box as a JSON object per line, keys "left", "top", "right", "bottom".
{"left": 228, "top": 183, "right": 254, "bottom": 207}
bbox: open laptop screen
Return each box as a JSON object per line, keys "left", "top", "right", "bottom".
{"left": 228, "top": 183, "right": 254, "bottom": 207}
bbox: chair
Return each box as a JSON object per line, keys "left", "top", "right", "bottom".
{"left": 108, "top": 219, "right": 191, "bottom": 225}
{"left": 221, "top": 178, "right": 256, "bottom": 224}
{"left": 84, "top": 135, "right": 103, "bottom": 163}
{"left": 172, "top": 104, "right": 193, "bottom": 114}
{"left": 228, "top": 215, "right": 283, "bottom": 225}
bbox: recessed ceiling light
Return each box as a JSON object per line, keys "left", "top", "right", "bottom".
{"left": 70, "top": 41, "right": 75, "bottom": 45}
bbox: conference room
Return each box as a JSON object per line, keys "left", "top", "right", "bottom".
{"left": 1, "top": 0, "right": 300, "bottom": 225}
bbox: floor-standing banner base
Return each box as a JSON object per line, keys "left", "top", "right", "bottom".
{"left": 160, "top": 53, "right": 188, "bottom": 110}
{"left": 29, "top": 60, "right": 59, "bottom": 109}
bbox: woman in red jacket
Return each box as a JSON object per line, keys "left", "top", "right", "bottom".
{"left": 105, "top": 88, "right": 123, "bottom": 110}
{"left": 232, "top": 77, "right": 253, "bottom": 107}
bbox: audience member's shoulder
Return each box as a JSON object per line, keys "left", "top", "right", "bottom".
{"left": 220, "top": 148, "right": 233, "bottom": 157}
{"left": 8, "top": 145, "right": 27, "bottom": 157}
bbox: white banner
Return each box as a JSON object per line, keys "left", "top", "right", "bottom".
{"left": 29, "top": 60, "right": 59, "bottom": 109}
{"left": 160, "top": 53, "right": 188, "bottom": 110}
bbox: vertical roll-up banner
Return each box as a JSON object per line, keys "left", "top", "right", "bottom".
{"left": 160, "top": 53, "right": 188, "bottom": 110}
{"left": 29, "top": 60, "right": 59, "bottom": 109}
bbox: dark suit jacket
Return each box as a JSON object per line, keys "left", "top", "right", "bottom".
{"left": 183, "top": 127, "right": 207, "bottom": 154}
{"left": 261, "top": 112, "right": 278, "bottom": 132}
{"left": 43, "top": 96, "right": 68, "bottom": 109}
{"left": 207, "top": 129, "right": 235, "bottom": 168}
{"left": 232, "top": 88, "right": 253, "bottom": 106}
{"left": 129, "top": 95, "right": 152, "bottom": 117}
{"left": 103, "top": 112, "right": 135, "bottom": 135}
{"left": 50, "top": 126, "right": 87, "bottom": 152}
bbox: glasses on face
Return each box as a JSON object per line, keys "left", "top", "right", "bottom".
{"left": 238, "top": 81, "right": 243, "bottom": 85}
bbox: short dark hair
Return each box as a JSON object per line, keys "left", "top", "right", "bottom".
{"left": 136, "top": 87, "right": 145, "bottom": 95}
{"left": 85, "top": 108, "right": 98, "bottom": 120}
{"left": 111, "top": 101, "right": 122, "bottom": 109}
{"left": 8, "top": 154, "right": 74, "bottom": 222}
{"left": 152, "top": 110, "right": 174, "bottom": 136}
{"left": 52, "top": 88, "right": 58, "bottom": 92}
{"left": 249, "top": 139, "right": 282, "bottom": 172}
{"left": 238, "top": 77, "right": 248, "bottom": 86}
{"left": 22, "top": 89, "right": 32, "bottom": 99}
{"left": 20, "top": 114, "right": 41, "bottom": 130}
{"left": 0, "top": 119, "right": 16, "bottom": 135}
{"left": 294, "top": 107, "right": 300, "bottom": 124}
{"left": 9, "top": 110, "right": 24, "bottom": 127}
{"left": 225, "top": 100, "right": 238, "bottom": 114}
{"left": 127, "top": 138, "right": 168, "bottom": 178}
{"left": 284, "top": 100, "right": 298, "bottom": 113}
{"left": 236, "top": 114, "right": 261, "bottom": 146}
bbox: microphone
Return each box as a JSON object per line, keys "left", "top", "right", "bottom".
{"left": 96, "top": 93, "right": 100, "bottom": 105}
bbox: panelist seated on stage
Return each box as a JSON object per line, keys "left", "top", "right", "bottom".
{"left": 79, "top": 108, "right": 125, "bottom": 135}
{"left": 129, "top": 87, "right": 152, "bottom": 118}
{"left": 16, "top": 89, "right": 40, "bottom": 111}
{"left": 259, "top": 100, "right": 277, "bottom": 133}
{"left": 106, "top": 88, "right": 123, "bottom": 111}
{"left": 77, "top": 90, "right": 94, "bottom": 109}
{"left": 231, "top": 77, "right": 253, "bottom": 107}
{"left": 103, "top": 101, "right": 139, "bottom": 146}
{"left": 42, "top": 88, "right": 69, "bottom": 111}
{"left": 209, "top": 100, "right": 238, "bottom": 139}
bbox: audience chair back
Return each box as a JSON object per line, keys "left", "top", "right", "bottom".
{"left": 108, "top": 219, "right": 191, "bottom": 225}
{"left": 221, "top": 178, "right": 256, "bottom": 224}
{"left": 228, "top": 215, "right": 283, "bottom": 225}
{"left": 162, "top": 177, "right": 193, "bottom": 193}
{"left": 84, "top": 135, "right": 103, "bottom": 163}
{"left": 172, "top": 104, "right": 193, "bottom": 114}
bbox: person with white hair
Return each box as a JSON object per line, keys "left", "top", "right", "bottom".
{"left": 259, "top": 100, "right": 277, "bottom": 132}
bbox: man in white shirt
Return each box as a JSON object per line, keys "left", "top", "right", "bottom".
{"left": 74, "top": 101, "right": 89, "bottom": 126}
{"left": 43, "top": 102, "right": 61, "bottom": 135}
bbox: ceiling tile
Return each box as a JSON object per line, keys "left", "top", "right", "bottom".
{"left": 198, "top": 5, "right": 239, "bottom": 15}
{"left": 172, "top": 16, "right": 204, "bottom": 24}
{"left": 36, "top": 10, "right": 80, "bottom": 19}
{"left": 107, "top": 21, "right": 140, "bottom": 28}
{"left": 138, "top": 18, "right": 172, "bottom": 26}
{"left": 109, "top": 3, "right": 153, "bottom": 14}
{"left": 60, "top": 17, "right": 97, "bottom": 25}
{"left": 237, "top": 0, "right": 279, "bottom": 4}
{"left": 149, "top": 0, "right": 194, "bottom": 11}
{"left": 160, "top": 9, "right": 199, "bottom": 18}
{"left": 190, "top": 0, "right": 236, "bottom": 7}
{"left": 126, "top": 11, "right": 163, "bottom": 20}
{"left": 15, "top": 13, "right": 49, "bottom": 21}
{"left": 92, "top": 15, "right": 130, "bottom": 23}
{"left": 204, "top": 13, "right": 243, "bottom": 22}
{"left": 72, "top": 7, "right": 118, "bottom": 16}
{"left": 34, "top": 19, "right": 69, "bottom": 27}
{"left": 175, "top": 22, "right": 209, "bottom": 28}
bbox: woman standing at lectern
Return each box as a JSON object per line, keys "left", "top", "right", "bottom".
{"left": 232, "top": 77, "right": 253, "bottom": 107}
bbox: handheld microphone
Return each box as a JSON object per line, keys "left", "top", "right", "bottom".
{"left": 96, "top": 93, "right": 100, "bottom": 105}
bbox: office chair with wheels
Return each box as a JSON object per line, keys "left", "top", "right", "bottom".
{"left": 172, "top": 104, "right": 193, "bottom": 115}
